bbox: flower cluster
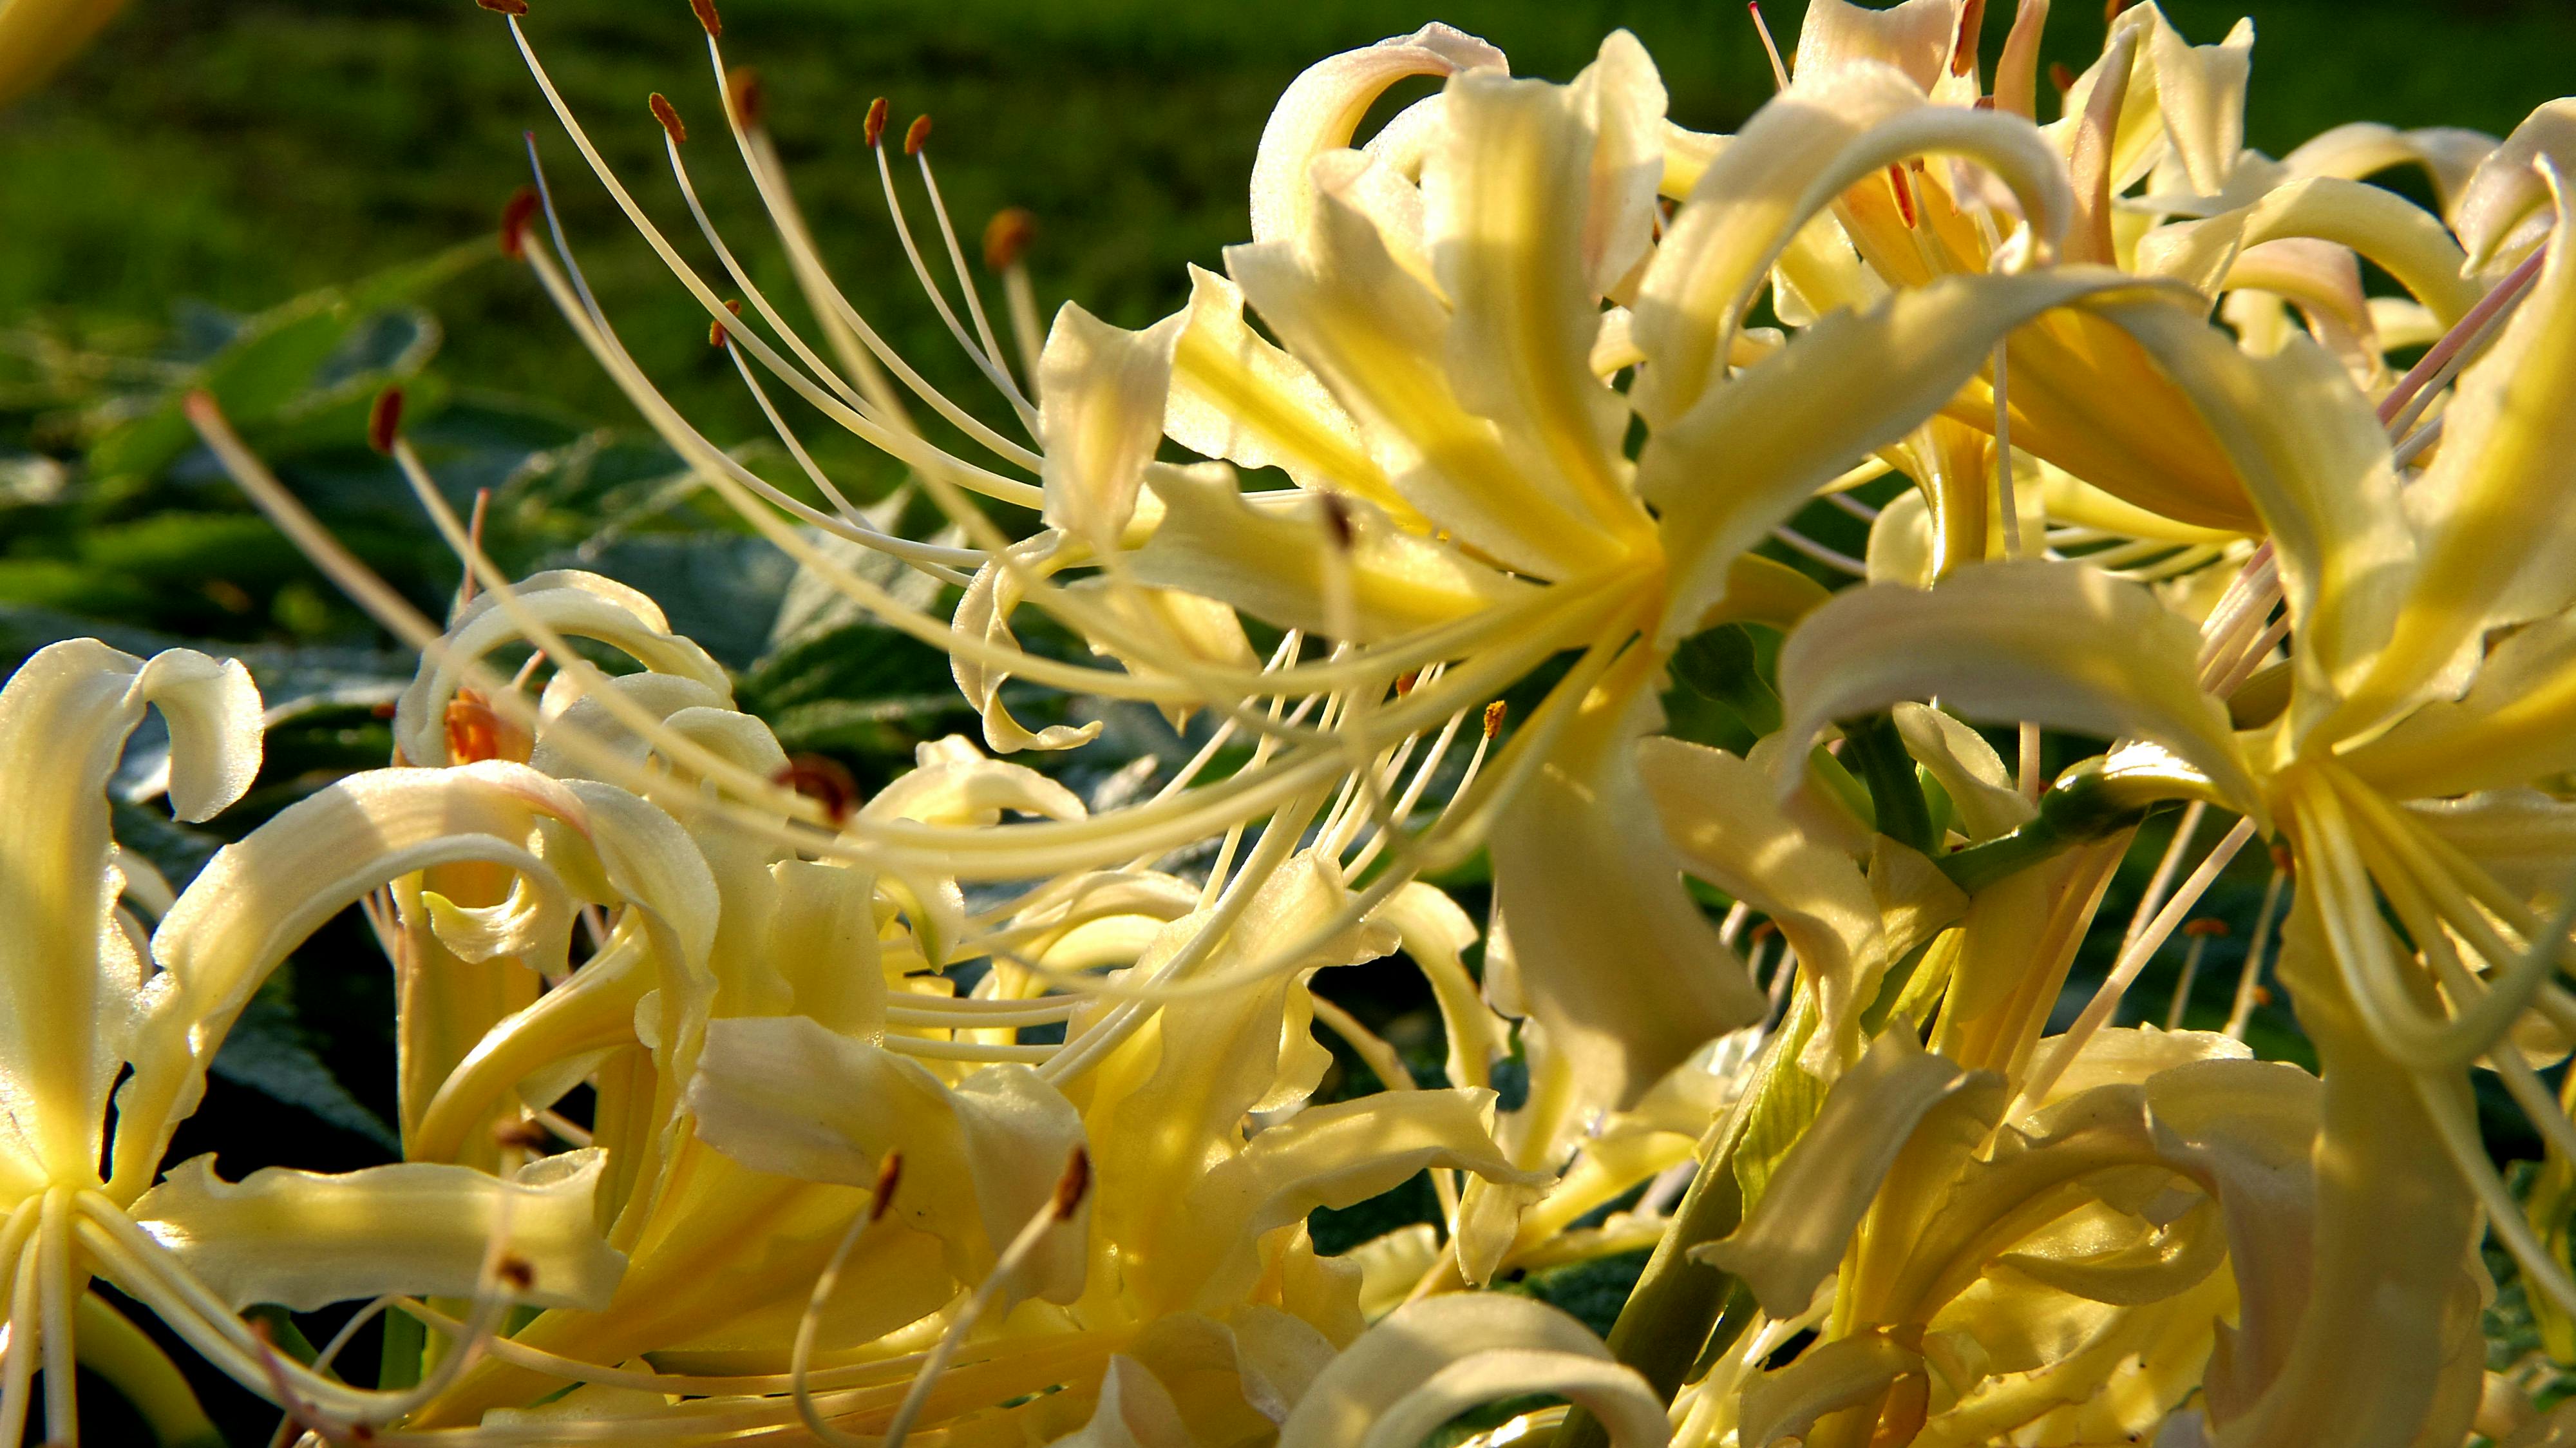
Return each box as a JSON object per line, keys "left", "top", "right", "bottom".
{"left": 9, "top": 0, "right": 2576, "bottom": 1444}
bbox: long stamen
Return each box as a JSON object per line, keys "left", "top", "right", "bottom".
{"left": 986, "top": 208, "right": 1046, "bottom": 381}
{"left": 2222, "top": 862, "right": 2287, "bottom": 1038}
{"left": 2378, "top": 242, "right": 2547, "bottom": 430}
{"left": 874, "top": 117, "right": 1039, "bottom": 433}
{"left": 2164, "top": 917, "right": 2225, "bottom": 1028}
{"left": 917, "top": 147, "right": 1039, "bottom": 424}
{"left": 793, "top": 1155, "right": 903, "bottom": 1448}
{"left": 880, "top": 1148, "right": 1090, "bottom": 1448}
{"left": 2017, "top": 814, "right": 2257, "bottom": 1109}
{"left": 1748, "top": 2, "right": 1790, "bottom": 89}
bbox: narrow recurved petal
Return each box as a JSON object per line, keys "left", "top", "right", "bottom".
{"left": 1426, "top": 48, "right": 1654, "bottom": 548}
{"left": 688, "top": 1015, "right": 1091, "bottom": 1304}
{"left": 1164, "top": 265, "right": 1419, "bottom": 524}
{"left": 2284, "top": 121, "right": 2497, "bottom": 227}
{"left": 2095, "top": 300, "right": 2412, "bottom": 742}
{"left": 394, "top": 570, "right": 731, "bottom": 768}
{"left": 2347, "top": 169, "right": 2576, "bottom": 725}
{"left": 1279, "top": 1296, "right": 1665, "bottom": 1448}
{"left": 1696, "top": 1026, "right": 2002, "bottom": 1317}
{"left": 2144, "top": 14, "right": 2254, "bottom": 199}
{"left": 116, "top": 763, "right": 719, "bottom": 1197}
{"left": 1248, "top": 23, "right": 1506, "bottom": 248}
{"left": 2343, "top": 608, "right": 2576, "bottom": 799}
{"left": 131, "top": 1148, "right": 627, "bottom": 1312}
{"left": 1486, "top": 648, "right": 1766, "bottom": 1114}
{"left": 2452, "top": 99, "right": 2576, "bottom": 271}
{"left": 1227, "top": 158, "right": 1615, "bottom": 580}
{"left": 1791, "top": 0, "right": 1963, "bottom": 92}
{"left": 1629, "top": 67, "right": 2074, "bottom": 428}
{"left": 1643, "top": 268, "right": 2163, "bottom": 650}
{"left": 1037, "top": 301, "right": 1189, "bottom": 548}
{"left": 1774, "top": 558, "right": 2260, "bottom": 817}
{"left": 0, "top": 642, "right": 260, "bottom": 1183}
{"left": 1171, "top": 1088, "right": 1542, "bottom": 1310}
{"left": 2208, "top": 894, "right": 2484, "bottom": 1447}
{"left": 1637, "top": 738, "right": 1887, "bottom": 1072}
{"left": 1125, "top": 462, "right": 1537, "bottom": 644}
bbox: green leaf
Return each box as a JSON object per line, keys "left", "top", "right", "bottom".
{"left": 209, "top": 982, "right": 400, "bottom": 1152}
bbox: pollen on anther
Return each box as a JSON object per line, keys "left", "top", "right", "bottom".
{"left": 499, "top": 186, "right": 539, "bottom": 260}
{"left": 709, "top": 297, "right": 744, "bottom": 350}
{"left": 2104, "top": 0, "right": 2138, "bottom": 20}
{"left": 367, "top": 388, "right": 404, "bottom": 455}
{"left": 1053, "top": 1147, "right": 1092, "bottom": 1219}
{"left": 775, "top": 751, "right": 859, "bottom": 825}
{"left": 1482, "top": 701, "right": 1507, "bottom": 740}
{"left": 904, "top": 114, "right": 933, "bottom": 156}
{"left": 689, "top": 0, "right": 723, "bottom": 39}
{"left": 2183, "top": 917, "right": 2230, "bottom": 938}
{"left": 1394, "top": 669, "right": 1420, "bottom": 696}
{"left": 497, "top": 1256, "right": 538, "bottom": 1293}
{"left": 1318, "top": 493, "right": 1356, "bottom": 551}
{"left": 869, "top": 1152, "right": 905, "bottom": 1221}
{"left": 1887, "top": 164, "right": 1918, "bottom": 228}
{"left": 983, "top": 207, "right": 1037, "bottom": 271}
{"left": 650, "top": 92, "right": 688, "bottom": 145}
{"left": 2049, "top": 61, "right": 2077, "bottom": 94}
{"left": 727, "top": 65, "right": 765, "bottom": 129}
{"left": 864, "top": 97, "right": 889, "bottom": 148}
{"left": 474, "top": 0, "right": 529, "bottom": 15}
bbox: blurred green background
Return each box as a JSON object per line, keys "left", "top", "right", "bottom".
{"left": 3, "top": 1, "right": 2571, "bottom": 1440}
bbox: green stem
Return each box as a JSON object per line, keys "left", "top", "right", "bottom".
{"left": 1838, "top": 712, "right": 1931, "bottom": 853}
{"left": 76, "top": 1293, "right": 225, "bottom": 1448}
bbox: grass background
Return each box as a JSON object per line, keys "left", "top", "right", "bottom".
{"left": 2, "top": 1, "right": 2572, "bottom": 1439}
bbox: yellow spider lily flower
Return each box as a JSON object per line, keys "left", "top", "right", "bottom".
{"left": 1766, "top": 115, "right": 2576, "bottom": 1444}
{"left": 0, "top": 640, "right": 641, "bottom": 1447}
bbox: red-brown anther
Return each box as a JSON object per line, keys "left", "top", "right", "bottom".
{"left": 2252, "top": 984, "right": 2274, "bottom": 1006}
{"left": 500, "top": 185, "right": 539, "bottom": 260}
{"left": 1887, "top": 163, "right": 1918, "bottom": 227}
{"left": 649, "top": 92, "right": 688, "bottom": 145}
{"left": 983, "top": 207, "right": 1037, "bottom": 272}
{"left": 366, "top": 387, "right": 404, "bottom": 455}
{"left": 1973, "top": 94, "right": 1998, "bottom": 110}
{"left": 1482, "top": 700, "right": 1507, "bottom": 740}
{"left": 1951, "top": 0, "right": 1986, "bottom": 75}
{"left": 688, "top": 0, "right": 722, "bottom": 39}
{"left": 1394, "top": 669, "right": 1421, "bottom": 696}
{"left": 904, "top": 114, "right": 933, "bottom": 157}
{"left": 869, "top": 1152, "right": 905, "bottom": 1222}
{"left": 2183, "top": 917, "right": 2230, "bottom": 938}
{"left": 1052, "top": 1147, "right": 1092, "bottom": 1220}
{"left": 475, "top": 0, "right": 529, "bottom": 15}
{"left": 709, "top": 297, "right": 743, "bottom": 348}
{"left": 2269, "top": 841, "right": 2297, "bottom": 877}
{"left": 864, "top": 97, "right": 889, "bottom": 148}
{"left": 775, "top": 752, "right": 861, "bottom": 826}
{"left": 497, "top": 1256, "right": 538, "bottom": 1292}
{"left": 727, "top": 64, "right": 765, "bottom": 129}
{"left": 2049, "top": 61, "right": 2076, "bottom": 94}
{"left": 1318, "top": 492, "right": 1356, "bottom": 550}
{"left": 1749, "top": 919, "right": 1779, "bottom": 943}
{"left": 2105, "top": 0, "right": 2137, "bottom": 20}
